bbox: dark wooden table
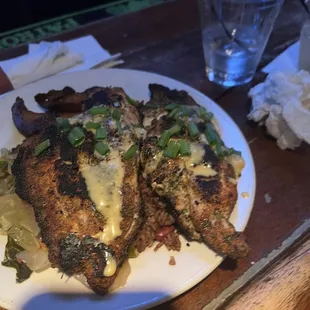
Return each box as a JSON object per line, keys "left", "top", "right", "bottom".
{"left": 1, "top": 0, "right": 309, "bottom": 309}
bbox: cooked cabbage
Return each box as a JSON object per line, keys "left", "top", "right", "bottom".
{"left": 0, "top": 194, "right": 40, "bottom": 236}
{"left": 16, "top": 249, "right": 50, "bottom": 272}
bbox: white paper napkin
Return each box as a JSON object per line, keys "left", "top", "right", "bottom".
{"left": 263, "top": 41, "right": 299, "bottom": 73}
{"left": 0, "top": 36, "right": 116, "bottom": 89}
{"left": 248, "top": 41, "right": 310, "bottom": 150}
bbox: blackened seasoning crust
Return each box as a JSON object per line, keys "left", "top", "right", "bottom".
{"left": 11, "top": 87, "right": 143, "bottom": 295}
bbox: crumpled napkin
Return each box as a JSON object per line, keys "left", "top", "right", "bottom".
{"left": 7, "top": 41, "right": 83, "bottom": 89}
{"left": 248, "top": 70, "right": 310, "bottom": 150}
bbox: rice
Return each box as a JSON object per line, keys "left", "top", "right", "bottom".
{"left": 134, "top": 177, "right": 181, "bottom": 253}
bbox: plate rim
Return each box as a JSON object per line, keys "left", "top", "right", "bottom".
{"left": 0, "top": 68, "right": 256, "bottom": 310}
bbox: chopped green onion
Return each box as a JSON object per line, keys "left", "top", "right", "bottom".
{"left": 158, "top": 130, "right": 171, "bottom": 148}
{"left": 123, "top": 144, "right": 139, "bottom": 160}
{"left": 180, "top": 106, "right": 190, "bottom": 117}
{"left": 95, "top": 127, "right": 107, "bottom": 140}
{"left": 85, "top": 122, "right": 100, "bottom": 130}
{"left": 88, "top": 106, "right": 110, "bottom": 115}
{"left": 215, "top": 143, "right": 224, "bottom": 156}
{"left": 116, "top": 120, "right": 123, "bottom": 135}
{"left": 223, "top": 148, "right": 242, "bottom": 157}
{"left": 95, "top": 142, "right": 110, "bottom": 156}
{"left": 34, "top": 139, "right": 51, "bottom": 156}
{"left": 168, "top": 124, "right": 182, "bottom": 136}
{"left": 176, "top": 119, "right": 185, "bottom": 127}
{"left": 167, "top": 108, "right": 180, "bottom": 119}
{"left": 145, "top": 103, "right": 160, "bottom": 109}
{"left": 0, "top": 160, "right": 8, "bottom": 170}
{"left": 204, "top": 112, "right": 214, "bottom": 122}
{"left": 112, "top": 109, "right": 121, "bottom": 121}
{"left": 56, "top": 117, "right": 70, "bottom": 132}
{"left": 165, "top": 103, "right": 179, "bottom": 111}
{"left": 197, "top": 107, "right": 213, "bottom": 121}
{"left": 68, "top": 127, "right": 85, "bottom": 147}
{"left": 172, "top": 109, "right": 181, "bottom": 120}
{"left": 128, "top": 245, "right": 139, "bottom": 258}
{"left": 164, "top": 140, "right": 181, "bottom": 159}
{"left": 179, "top": 139, "right": 191, "bottom": 156}
{"left": 126, "top": 95, "right": 137, "bottom": 106}
{"left": 187, "top": 121, "right": 200, "bottom": 139}
{"left": 204, "top": 123, "right": 221, "bottom": 146}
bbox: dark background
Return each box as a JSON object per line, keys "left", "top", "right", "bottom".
{"left": 0, "top": 0, "right": 115, "bottom": 32}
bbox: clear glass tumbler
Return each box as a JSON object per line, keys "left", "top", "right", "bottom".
{"left": 198, "top": 0, "right": 284, "bottom": 87}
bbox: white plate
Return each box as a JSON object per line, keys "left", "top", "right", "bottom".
{"left": 0, "top": 69, "right": 256, "bottom": 310}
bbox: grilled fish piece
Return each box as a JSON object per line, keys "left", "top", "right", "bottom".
{"left": 12, "top": 87, "right": 115, "bottom": 138}
{"left": 12, "top": 87, "right": 143, "bottom": 294}
{"left": 140, "top": 84, "right": 249, "bottom": 259}
{"left": 12, "top": 97, "right": 56, "bottom": 137}
{"left": 35, "top": 86, "right": 104, "bottom": 113}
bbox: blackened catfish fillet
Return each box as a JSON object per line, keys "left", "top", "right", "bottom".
{"left": 141, "top": 84, "right": 249, "bottom": 259}
{"left": 34, "top": 86, "right": 104, "bottom": 113}
{"left": 12, "top": 97, "right": 56, "bottom": 137}
{"left": 12, "top": 87, "right": 143, "bottom": 294}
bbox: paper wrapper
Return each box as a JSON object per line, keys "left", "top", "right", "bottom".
{"left": 248, "top": 70, "right": 310, "bottom": 150}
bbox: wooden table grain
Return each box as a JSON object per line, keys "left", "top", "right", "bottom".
{"left": 0, "top": 0, "right": 309, "bottom": 309}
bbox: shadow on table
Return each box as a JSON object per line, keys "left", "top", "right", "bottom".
{"left": 21, "top": 291, "right": 174, "bottom": 310}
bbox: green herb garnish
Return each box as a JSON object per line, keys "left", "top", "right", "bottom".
{"left": 203, "top": 220, "right": 211, "bottom": 228}
{"left": 180, "top": 106, "right": 190, "bottom": 117}
{"left": 165, "top": 103, "right": 179, "bottom": 111}
{"left": 85, "top": 122, "right": 100, "bottom": 130}
{"left": 95, "top": 127, "right": 107, "bottom": 140}
{"left": 123, "top": 144, "right": 139, "bottom": 160}
{"left": 112, "top": 109, "right": 121, "bottom": 121}
{"left": 168, "top": 123, "right": 182, "bottom": 136}
{"left": 145, "top": 103, "right": 160, "bottom": 109}
{"left": 95, "top": 142, "right": 110, "bottom": 156}
{"left": 164, "top": 140, "right": 181, "bottom": 158}
{"left": 89, "top": 106, "right": 110, "bottom": 115}
{"left": 116, "top": 120, "right": 123, "bottom": 135}
{"left": 187, "top": 121, "right": 200, "bottom": 140}
{"left": 179, "top": 139, "right": 191, "bottom": 156}
{"left": 128, "top": 245, "right": 139, "bottom": 258}
{"left": 34, "top": 139, "right": 50, "bottom": 156}
{"left": 158, "top": 130, "right": 171, "bottom": 148}
{"left": 56, "top": 117, "right": 70, "bottom": 132}
{"left": 197, "top": 107, "right": 213, "bottom": 121}
{"left": 68, "top": 127, "right": 85, "bottom": 147}
{"left": 167, "top": 108, "right": 180, "bottom": 119}
{"left": 204, "top": 123, "right": 221, "bottom": 146}
{"left": 126, "top": 95, "right": 137, "bottom": 106}
{"left": 222, "top": 148, "right": 242, "bottom": 157}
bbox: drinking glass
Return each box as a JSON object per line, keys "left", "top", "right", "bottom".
{"left": 198, "top": 0, "right": 284, "bottom": 87}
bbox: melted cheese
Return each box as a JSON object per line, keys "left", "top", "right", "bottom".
{"left": 143, "top": 152, "right": 163, "bottom": 177}
{"left": 108, "top": 259, "right": 131, "bottom": 291}
{"left": 184, "top": 143, "right": 217, "bottom": 177}
{"left": 80, "top": 150, "right": 124, "bottom": 244}
{"left": 228, "top": 177, "right": 237, "bottom": 185}
{"left": 134, "top": 127, "right": 147, "bottom": 139}
{"left": 103, "top": 252, "right": 117, "bottom": 277}
{"left": 143, "top": 116, "right": 153, "bottom": 128}
{"left": 241, "top": 192, "right": 249, "bottom": 199}
{"left": 226, "top": 154, "right": 245, "bottom": 177}
{"left": 187, "top": 164, "right": 218, "bottom": 177}
{"left": 187, "top": 143, "right": 205, "bottom": 165}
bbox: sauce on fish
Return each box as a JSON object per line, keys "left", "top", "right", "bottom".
{"left": 79, "top": 150, "right": 124, "bottom": 245}
{"left": 184, "top": 143, "right": 217, "bottom": 177}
